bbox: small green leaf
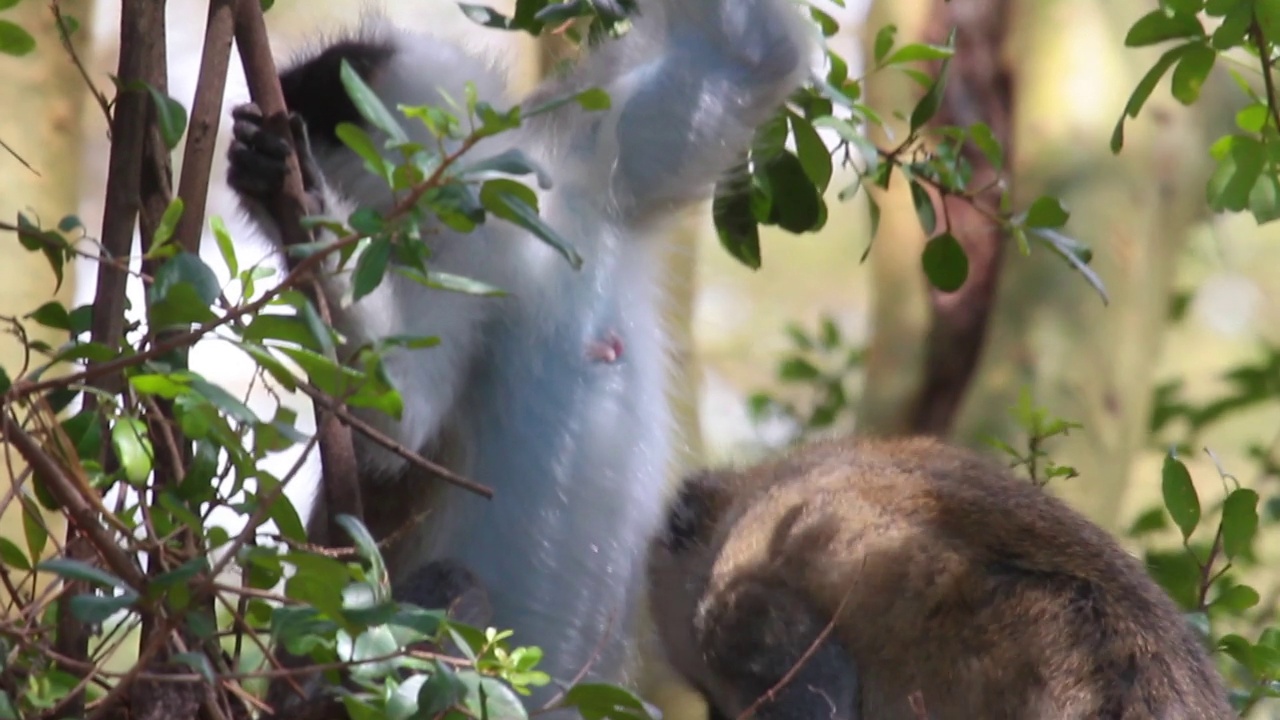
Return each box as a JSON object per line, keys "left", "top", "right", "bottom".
{"left": 111, "top": 417, "right": 154, "bottom": 487}
{"left": 0, "top": 537, "right": 30, "bottom": 571}
{"left": 883, "top": 43, "right": 954, "bottom": 65}
{"left": 352, "top": 237, "right": 391, "bottom": 302}
{"left": 0, "top": 20, "right": 36, "bottom": 56}
{"left": 339, "top": 59, "right": 409, "bottom": 144}
{"left": 908, "top": 179, "right": 937, "bottom": 235}
{"left": 27, "top": 301, "right": 72, "bottom": 331}
{"left": 462, "top": 147, "right": 552, "bottom": 189}
{"left": 38, "top": 558, "right": 128, "bottom": 589}
{"left": 872, "top": 24, "right": 898, "bottom": 65}
{"left": 1211, "top": 584, "right": 1260, "bottom": 613}
{"left": 921, "top": 233, "right": 969, "bottom": 292}
{"left": 69, "top": 591, "right": 139, "bottom": 624}
{"left": 1124, "top": 10, "right": 1205, "bottom": 46}
{"left": 712, "top": 174, "right": 761, "bottom": 270}
{"left": 335, "top": 122, "right": 389, "bottom": 180}
{"left": 759, "top": 151, "right": 823, "bottom": 233}
{"left": 1161, "top": 454, "right": 1200, "bottom": 540}
{"left": 144, "top": 84, "right": 189, "bottom": 150}
{"left": 909, "top": 63, "right": 949, "bottom": 132}
{"left": 210, "top": 216, "right": 238, "bottom": 277}
{"left": 1169, "top": 43, "right": 1215, "bottom": 105}
{"left": 779, "top": 357, "right": 821, "bottom": 381}
{"left": 969, "top": 122, "right": 1003, "bottom": 170}
{"left": 149, "top": 197, "right": 185, "bottom": 252}
{"left": 790, "top": 114, "right": 833, "bottom": 191}
{"left": 1221, "top": 487, "right": 1259, "bottom": 559}
{"left": 574, "top": 87, "right": 612, "bottom": 111}
{"left": 479, "top": 178, "right": 582, "bottom": 268}
{"left": 1025, "top": 196, "right": 1070, "bottom": 228}
{"left": 21, "top": 496, "right": 48, "bottom": 562}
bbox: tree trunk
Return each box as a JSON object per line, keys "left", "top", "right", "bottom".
{"left": 951, "top": 0, "right": 1213, "bottom": 530}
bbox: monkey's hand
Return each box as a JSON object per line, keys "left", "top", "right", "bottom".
{"left": 227, "top": 103, "right": 326, "bottom": 222}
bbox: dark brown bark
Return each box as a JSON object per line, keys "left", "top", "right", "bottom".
{"left": 232, "top": 0, "right": 363, "bottom": 548}
{"left": 908, "top": 0, "right": 1014, "bottom": 436}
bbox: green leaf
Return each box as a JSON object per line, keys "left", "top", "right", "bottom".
{"left": 111, "top": 417, "right": 154, "bottom": 487}
{"left": 1169, "top": 43, "right": 1215, "bottom": 105}
{"left": 921, "top": 233, "right": 969, "bottom": 292}
{"left": 1211, "top": 584, "right": 1260, "bottom": 613}
{"left": 1207, "top": 136, "right": 1265, "bottom": 213}
{"left": 1025, "top": 196, "right": 1070, "bottom": 228}
{"left": 712, "top": 174, "right": 761, "bottom": 269}
{"left": 790, "top": 114, "right": 833, "bottom": 191}
{"left": 21, "top": 495, "right": 48, "bottom": 562}
{"left": 562, "top": 682, "right": 653, "bottom": 720}
{"left": 1221, "top": 487, "right": 1259, "bottom": 559}
{"left": 1161, "top": 454, "right": 1200, "bottom": 540}
{"left": 909, "top": 61, "right": 949, "bottom": 132}
{"left": 574, "top": 87, "right": 612, "bottom": 111}
{"left": 0, "top": 20, "right": 35, "bottom": 56}
{"left": 150, "top": 198, "right": 185, "bottom": 252}
{"left": 38, "top": 558, "right": 129, "bottom": 589}
{"left": 144, "top": 84, "right": 189, "bottom": 150}
{"left": 462, "top": 147, "right": 552, "bottom": 189}
{"left": 0, "top": 0, "right": 21, "bottom": 10}
{"left": 150, "top": 251, "right": 221, "bottom": 307}
{"left": 0, "top": 537, "right": 30, "bottom": 571}
{"left": 27, "top": 301, "right": 72, "bottom": 331}
{"left": 1124, "top": 10, "right": 1205, "bottom": 46}
{"left": 908, "top": 179, "right": 936, "bottom": 235}
{"left": 969, "top": 122, "right": 1003, "bottom": 170}
{"left": 759, "top": 151, "right": 823, "bottom": 233}
{"left": 339, "top": 59, "right": 409, "bottom": 145}
{"left": 479, "top": 178, "right": 583, "bottom": 268}
{"left": 335, "top": 122, "right": 389, "bottom": 181}
{"left": 69, "top": 591, "right": 139, "bottom": 624}
{"left": 210, "top": 216, "right": 238, "bottom": 277}
{"left": 1161, "top": 0, "right": 1204, "bottom": 13}
{"left": 872, "top": 24, "right": 898, "bottom": 65}
{"left": 351, "top": 237, "right": 391, "bottom": 302}
{"left": 883, "top": 43, "right": 954, "bottom": 65}
{"left": 779, "top": 357, "right": 821, "bottom": 381}
{"left": 1259, "top": 0, "right": 1280, "bottom": 39}
{"left": 399, "top": 268, "right": 506, "bottom": 296}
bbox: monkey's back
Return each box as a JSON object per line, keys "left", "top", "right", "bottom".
{"left": 707, "top": 437, "right": 1232, "bottom": 719}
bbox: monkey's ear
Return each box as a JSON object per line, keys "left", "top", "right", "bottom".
{"left": 660, "top": 470, "right": 729, "bottom": 554}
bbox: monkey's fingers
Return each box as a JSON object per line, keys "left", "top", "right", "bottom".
{"left": 230, "top": 102, "right": 264, "bottom": 124}
{"left": 227, "top": 139, "right": 289, "bottom": 198}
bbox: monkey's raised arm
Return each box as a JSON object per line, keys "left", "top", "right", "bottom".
{"left": 529, "top": 0, "right": 815, "bottom": 221}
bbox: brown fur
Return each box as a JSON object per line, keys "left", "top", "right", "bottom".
{"left": 647, "top": 436, "right": 1233, "bottom": 720}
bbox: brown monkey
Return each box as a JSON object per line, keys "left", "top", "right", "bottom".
{"left": 647, "top": 436, "right": 1233, "bottom": 720}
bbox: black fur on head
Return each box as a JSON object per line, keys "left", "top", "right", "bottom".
{"left": 278, "top": 37, "right": 395, "bottom": 147}
{"left": 660, "top": 471, "right": 726, "bottom": 555}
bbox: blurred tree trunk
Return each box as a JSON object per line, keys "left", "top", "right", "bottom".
{"left": 908, "top": 0, "right": 1013, "bottom": 436}
{"left": 857, "top": 0, "right": 935, "bottom": 435}
{"left": 860, "top": 0, "right": 1212, "bottom": 531}
{"left": 949, "top": 0, "right": 1212, "bottom": 530}
{"left": 0, "top": 0, "right": 93, "bottom": 599}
